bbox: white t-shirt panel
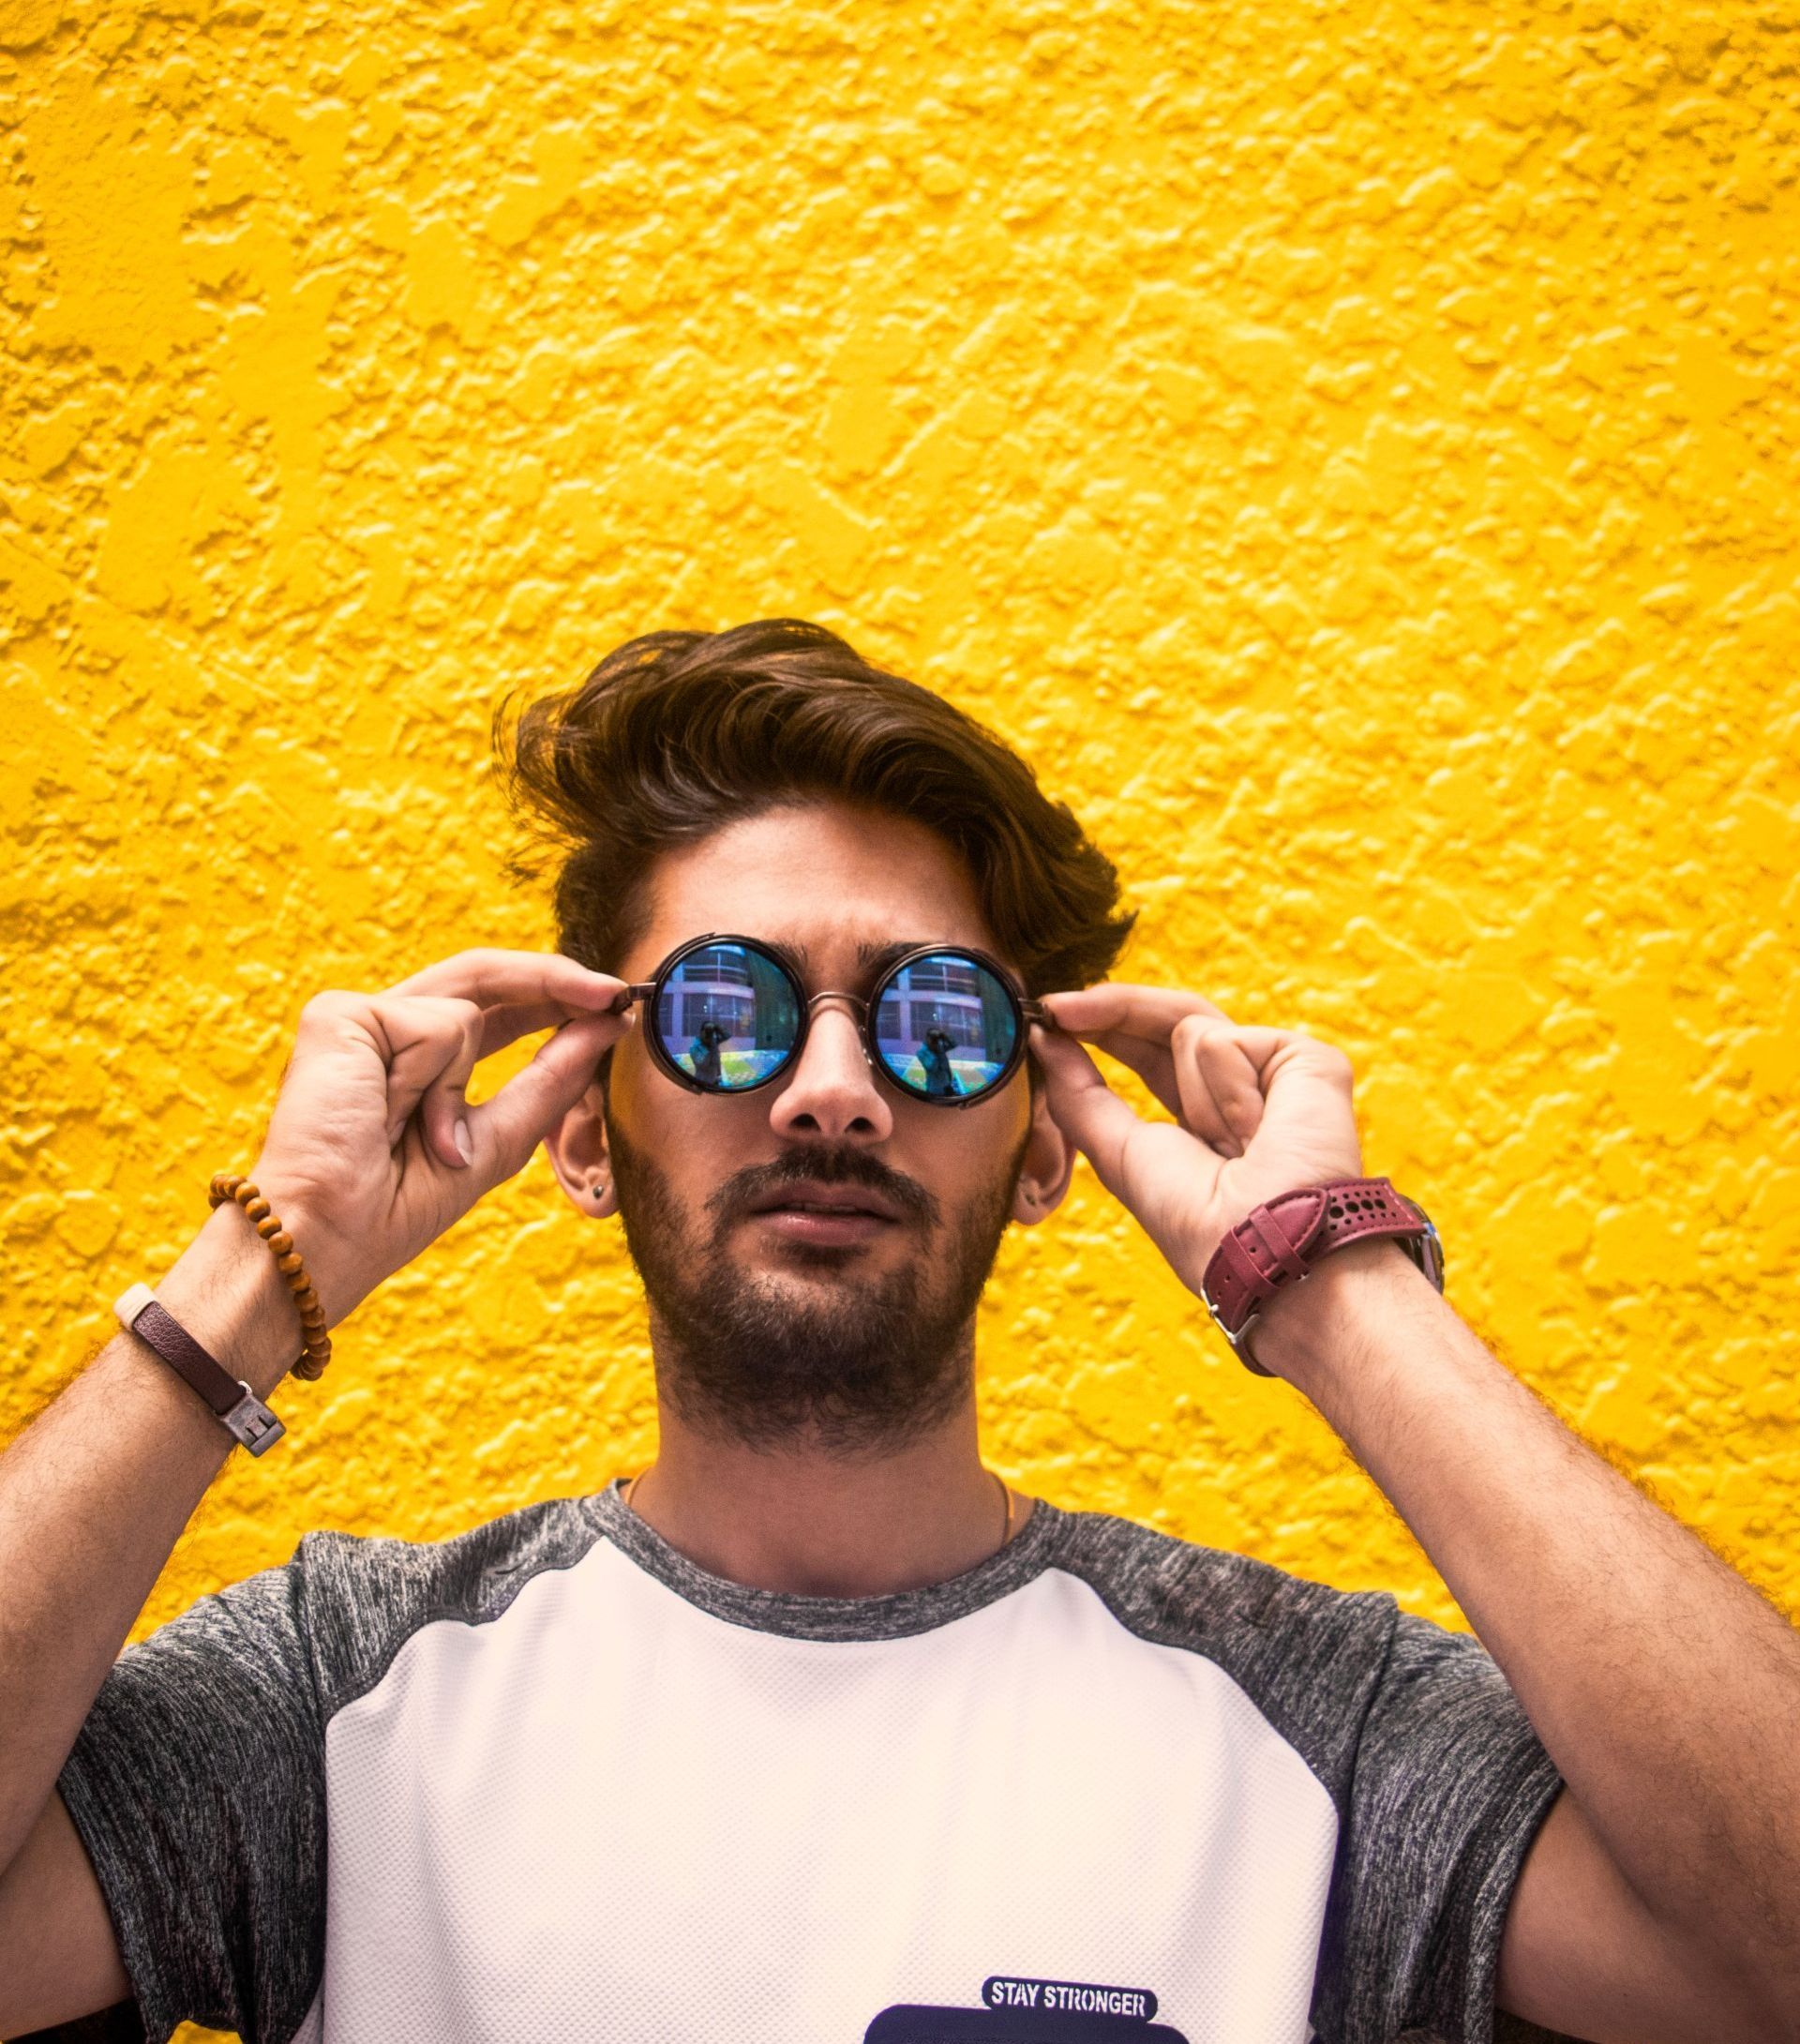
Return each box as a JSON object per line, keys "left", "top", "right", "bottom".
{"left": 319, "top": 1541, "right": 1336, "bottom": 2041}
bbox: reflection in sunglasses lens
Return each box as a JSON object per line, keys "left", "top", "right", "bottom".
{"left": 874, "top": 954, "right": 1019, "bottom": 1101}
{"left": 653, "top": 942, "right": 801, "bottom": 1090}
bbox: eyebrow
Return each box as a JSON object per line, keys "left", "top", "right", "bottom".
{"left": 766, "top": 938, "right": 931, "bottom": 983}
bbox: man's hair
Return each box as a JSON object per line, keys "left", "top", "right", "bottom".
{"left": 493, "top": 618, "right": 1135, "bottom": 993}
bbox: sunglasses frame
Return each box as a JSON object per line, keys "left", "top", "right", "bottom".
{"left": 621, "top": 932, "right": 1053, "bottom": 1109}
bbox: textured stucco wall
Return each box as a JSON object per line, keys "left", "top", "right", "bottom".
{"left": 3, "top": 0, "right": 1798, "bottom": 2030}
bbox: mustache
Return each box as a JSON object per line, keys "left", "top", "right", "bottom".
{"left": 707, "top": 1147, "right": 941, "bottom": 1231}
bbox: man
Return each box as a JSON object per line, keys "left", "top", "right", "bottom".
{"left": 0, "top": 619, "right": 1794, "bottom": 2044}
{"left": 688, "top": 1017, "right": 732, "bottom": 1087}
{"left": 919, "top": 1023, "right": 963, "bottom": 1099}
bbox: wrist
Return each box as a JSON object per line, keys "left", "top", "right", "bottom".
{"left": 154, "top": 1202, "right": 310, "bottom": 1400}
{"left": 1243, "top": 1234, "right": 1431, "bottom": 1390}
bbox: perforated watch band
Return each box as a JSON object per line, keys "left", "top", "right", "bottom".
{"left": 1199, "top": 1176, "right": 1445, "bottom": 1376}
{"left": 112, "top": 1284, "right": 286, "bottom": 1455}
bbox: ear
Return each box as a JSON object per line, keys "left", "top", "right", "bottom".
{"left": 541, "top": 1077, "right": 618, "bottom": 1219}
{"left": 1012, "top": 1060, "right": 1075, "bottom": 1225}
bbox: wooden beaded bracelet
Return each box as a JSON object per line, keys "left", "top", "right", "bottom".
{"left": 208, "top": 1172, "right": 332, "bottom": 1381}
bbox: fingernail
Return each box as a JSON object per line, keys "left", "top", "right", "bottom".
{"left": 454, "top": 1118, "right": 473, "bottom": 1165}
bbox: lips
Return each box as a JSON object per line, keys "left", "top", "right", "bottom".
{"left": 744, "top": 1180, "right": 905, "bottom": 1224}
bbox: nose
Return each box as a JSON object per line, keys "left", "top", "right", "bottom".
{"left": 768, "top": 995, "right": 893, "bottom": 1144}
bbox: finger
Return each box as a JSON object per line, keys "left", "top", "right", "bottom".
{"left": 370, "top": 995, "right": 485, "bottom": 1161}
{"left": 472, "top": 1011, "right": 623, "bottom": 1184}
{"left": 1252, "top": 1030, "right": 1358, "bottom": 1155}
{"left": 1045, "top": 983, "right": 1236, "bottom": 1122}
{"left": 396, "top": 973, "right": 633, "bottom": 1064}
{"left": 1042, "top": 982, "right": 1236, "bottom": 1046}
{"left": 1208, "top": 1027, "right": 1285, "bottom": 1151}
{"left": 1169, "top": 1014, "right": 1241, "bottom": 1154}
{"left": 467, "top": 995, "right": 638, "bottom": 1062}
{"left": 1075, "top": 1029, "right": 1183, "bottom": 1122}
{"left": 1170, "top": 1015, "right": 1287, "bottom": 1157}
{"left": 387, "top": 948, "right": 629, "bottom": 1018}
{"left": 1029, "top": 1024, "right": 1159, "bottom": 1202}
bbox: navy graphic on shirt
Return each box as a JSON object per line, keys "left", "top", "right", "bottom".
{"left": 865, "top": 1975, "right": 1189, "bottom": 2041}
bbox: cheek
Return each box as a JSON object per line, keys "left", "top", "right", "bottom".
{"left": 971, "top": 1069, "right": 1034, "bottom": 1150}
{"left": 612, "top": 1045, "right": 769, "bottom": 1183}
{"left": 608, "top": 1036, "right": 698, "bottom": 1162}
{"left": 607, "top": 1033, "right": 653, "bottom": 1126}
{"left": 913, "top": 1086, "right": 1030, "bottom": 1196}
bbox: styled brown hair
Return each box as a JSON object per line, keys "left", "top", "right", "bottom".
{"left": 494, "top": 618, "right": 1134, "bottom": 994}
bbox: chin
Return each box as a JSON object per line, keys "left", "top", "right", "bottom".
{"left": 751, "top": 1239, "right": 887, "bottom": 1276}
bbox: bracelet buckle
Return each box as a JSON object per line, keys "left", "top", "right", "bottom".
{"left": 221, "top": 1381, "right": 286, "bottom": 1457}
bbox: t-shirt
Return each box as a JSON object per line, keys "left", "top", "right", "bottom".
{"left": 55, "top": 1481, "right": 1566, "bottom": 2044}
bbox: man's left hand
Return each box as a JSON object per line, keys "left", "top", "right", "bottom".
{"left": 1032, "top": 983, "right": 1367, "bottom": 1301}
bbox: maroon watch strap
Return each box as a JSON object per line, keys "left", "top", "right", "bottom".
{"left": 112, "top": 1285, "right": 286, "bottom": 1455}
{"left": 1200, "top": 1176, "right": 1444, "bottom": 1377}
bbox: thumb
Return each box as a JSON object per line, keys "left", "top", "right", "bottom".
{"left": 471, "top": 1011, "right": 625, "bottom": 1184}
{"left": 1032, "top": 1024, "right": 1162, "bottom": 1203}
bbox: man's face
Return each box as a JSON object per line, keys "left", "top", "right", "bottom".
{"left": 549, "top": 801, "right": 1070, "bottom": 1454}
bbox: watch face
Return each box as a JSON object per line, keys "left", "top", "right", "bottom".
{"left": 1410, "top": 1209, "right": 1446, "bottom": 1291}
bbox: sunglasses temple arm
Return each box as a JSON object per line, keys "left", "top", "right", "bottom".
{"left": 613, "top": 984, "right": 657, "bottom": 1014}
{"left": 1021, "top": 1000, "right": 1058, "bottom": 1030}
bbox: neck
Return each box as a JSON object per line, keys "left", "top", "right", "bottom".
{"left": 624, "top": 1395, "right": 1032, "bottom": 1598}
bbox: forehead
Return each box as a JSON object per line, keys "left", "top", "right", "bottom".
{"left": 630, "top": 801, "right": 1000, "bottom": 974}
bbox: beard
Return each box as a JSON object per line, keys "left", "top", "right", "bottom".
{"left": 605, "top": 1116, "right": 1029, "bottom": 1456}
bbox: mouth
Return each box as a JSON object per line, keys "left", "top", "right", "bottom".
{"left": 745, "top": 1180, "right": 905, "bottom": 1222}
{"left": 742, "top": 1179, "right": 907, "bottom": 1244}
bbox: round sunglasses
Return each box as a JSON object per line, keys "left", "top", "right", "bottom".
{"left": 618, "top": 934, "right": 1052, "bottom": 1108}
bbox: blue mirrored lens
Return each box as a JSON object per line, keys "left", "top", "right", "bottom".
{"left": 653, "top": 942, "right": 800, "bottom": 1090}
{"left": 874, "top": 953, "right": 1019, "bottom": 1100}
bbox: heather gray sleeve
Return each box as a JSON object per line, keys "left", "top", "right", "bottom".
{"left": 1312, "top": 1609, "right": 1568, "bottom": 2044}
{"left": 54, "top": 1551, "right": 326, "bottom": 2044}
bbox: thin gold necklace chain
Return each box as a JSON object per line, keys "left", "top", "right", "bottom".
{"left": 621, "top": 1465, "right": 1017, "bottom": 1553}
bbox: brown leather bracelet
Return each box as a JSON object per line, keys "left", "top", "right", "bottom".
{"left": 112, "top": 1285, "right": 286, "bottom": 1456}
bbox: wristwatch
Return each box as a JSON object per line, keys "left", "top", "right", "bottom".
{"left": 1199, "top": 1176, "right": 1445, "bottom": 1377}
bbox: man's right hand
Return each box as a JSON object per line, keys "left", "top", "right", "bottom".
{"left": 0, "top": 946, "right": 634, "bottom": 2033}
{"left": 247, "top": 949, "right": 633, "bottom": 1330}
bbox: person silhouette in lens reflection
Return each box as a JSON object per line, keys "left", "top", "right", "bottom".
{"left": 689, "top": 1020, "right": 730, "bottom": 1086}
{"left": 920, "top": 1026, "right": 961, "bottom": 1099}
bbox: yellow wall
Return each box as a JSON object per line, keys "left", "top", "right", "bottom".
{"left": 3, "top": 0, "right": 1797, "bottom": 2033}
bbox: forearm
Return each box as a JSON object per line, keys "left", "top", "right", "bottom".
{"left": 1252, "top": 1239, "right": 1800, "bottom": 1993}
{"left": 0, "top": 1205, "right": 303, "bottom": 1873}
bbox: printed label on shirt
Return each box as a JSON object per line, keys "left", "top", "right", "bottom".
{"left": 864, "top": 1976, "right": 1187, "bottom": 2042}
{"left": 983, "top": 1977, "right": 1158, "bottom": 2020}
